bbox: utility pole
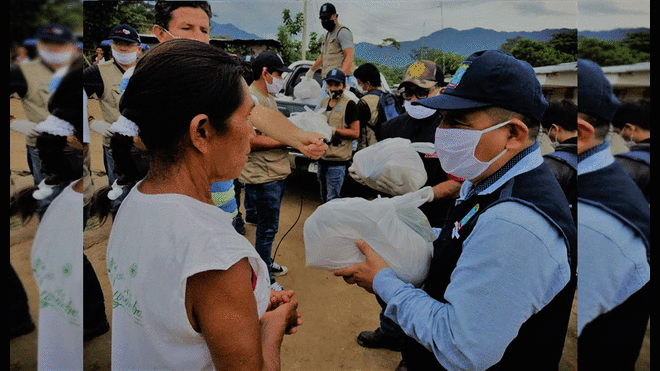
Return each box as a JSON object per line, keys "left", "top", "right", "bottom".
{"left": 302, "top": 0, "right": 308, "bottom": 60}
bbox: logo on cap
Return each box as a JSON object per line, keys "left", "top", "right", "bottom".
{"left": 408, "top": 61, "right": 427, "bottom": 78}
{"left": 448, "top": 61, "right": 471, "bottom": 89}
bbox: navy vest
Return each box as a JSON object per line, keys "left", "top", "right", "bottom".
{"left": 577, "top": 160, "right": 650, "bottom": 263}
{"left": 401, "top": 156, "right": 577, "bottom": 370}
{"left": 577, "top": 160, "right": 650, "bottom": 369}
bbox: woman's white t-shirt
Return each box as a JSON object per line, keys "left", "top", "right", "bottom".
{"left": 31, "top": 182, "right": 83, "bottom": 370}
{"left": 107, "top": 183, "right": 270, "bottom": 370}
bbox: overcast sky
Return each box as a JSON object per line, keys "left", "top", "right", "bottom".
{"left": 209, "top": 0, "right": 649, "bottom": 45}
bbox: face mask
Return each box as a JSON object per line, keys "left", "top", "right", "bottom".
{"left": 321, "top": 20, "right": 336, "bottom": 32}
{"left": 328, "top": 88, "right": 343, "bottom": 100}
{"left": 404, "top": 100, "right": 437, "bottom": 120}
{"left": 38, "top": 48, "right": 72, "bottom": 65}
{"left": 112, "top": 49, "right": 138, "bottom": 66}
{"left": 434, "top": 120, "right": 510, "bottom": 180}
{"left": 267, "top": 76, "right": 285, "bottom": 94}
{"left": 356, "top": 84, "right": 366, "bottom": 95}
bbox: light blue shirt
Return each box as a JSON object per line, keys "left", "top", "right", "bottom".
{"left": 373, "top": 144, "right": 571, "bottom": 370}
{"left": 576, "top": 142, "right": 650, "bottom": 335}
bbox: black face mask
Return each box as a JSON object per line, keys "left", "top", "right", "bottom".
{"left": 329, "top": 89, "right": 343, "bottom": 100}
{"left": 321, "top": 20, "right": 335, "bottom": 32}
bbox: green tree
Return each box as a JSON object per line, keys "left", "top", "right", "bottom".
{"left": 276, "top": 9, "right": 323, "bottom": 64}
{"left": 578, "top": 37, "right": 649, "bottom": 66}
{"left": 509, "top": 38, "right": 575, "bottom": 67}
{"left": 83, "top": 0, "right": 154, "bottom": 58}
{"left": 621, "top": 31, "right": 651, "bottom": 54}
{"left": 547, "top": 29, "right": 578, "bottom": 57}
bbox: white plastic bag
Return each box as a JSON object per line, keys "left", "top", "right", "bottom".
{"left": 303, "top": 186, "right": 436, "bottom": 286}
{"left": 288, "top": 106, "right": 333, "bottom": 139}
{"left": 293, "top": 76, "right": 321, "bottom": 100}
{"left": 349, "top": 138, "right": 434, "bottom": 195}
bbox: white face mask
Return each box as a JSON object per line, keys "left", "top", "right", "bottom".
{"left": 404, "top": 100, "right": 437, "bottom": 120}
{"left": 38, "top": 48, "right": 72, "bottom": 65}
{"left": 112, "top": 49, "right": 138, "bottom": 66}
{"left": 267, "top": 76, "right": 285, "bottom": 94}
{"left": 434, "top": 120, "right": 510, "bottom": 180}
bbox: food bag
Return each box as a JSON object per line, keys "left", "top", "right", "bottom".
{"left": 349, "top": 138, "right": 435, "bottom": 195}
{"left": 304, "top": 187, "right": 436, "bottom": 286}
{"left": 288, "top": 106, "right": 333, "bottom": 139}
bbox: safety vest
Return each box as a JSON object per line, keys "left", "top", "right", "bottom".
{"left": 18, "top": 59, "right": 54, "bottom": 146}
{"left": 320, "top": 94, "right": 353, "bottom": 161}
{"left": 356, "top": 93, "right": 379, "bottom": 151}
{"left": 239, "top": 85, "right": 291, "bottom": 184}
{"left": 321, "top": 23, "right": 356, "bottom": 77}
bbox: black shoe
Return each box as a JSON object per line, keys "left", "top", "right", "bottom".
{"left": 10, "top": 319, "right": 35, "bottom": 340}
{"left": 357, "top": 327, "right": 403, "bottom": 351}
{"left": 84, "top": 320, "right": 110, "bottom": 342}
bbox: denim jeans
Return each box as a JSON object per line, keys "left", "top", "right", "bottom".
{"left": 317, "top": 161, "right": 347, "bottom": 203}
{"left": 103, "top": 145, "right": 117, "bottom": 187}
{"left": 26, "top": 144, "right": 43, "bottom": 186}
{"left": 244, "top": 179, "right": 287, "bottom": 280}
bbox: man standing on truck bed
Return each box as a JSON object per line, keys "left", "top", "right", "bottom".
{"left": 306, "top": 3, "right": 358, "bottom": 92}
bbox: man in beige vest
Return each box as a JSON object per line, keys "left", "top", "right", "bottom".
{"left": 318, "top": 69, "right": 360, "bottom": 202}
{"left": 84, "top": 24, "right": 141, "bottom": 187}
{"left": 239, "top": 51, "right": 294, "bottom": 291}
{"left": 10, "top": 23, "right": 75, "bottom": 186}
{"left": 307, "top": 3, "right": 359, "bottom": 95}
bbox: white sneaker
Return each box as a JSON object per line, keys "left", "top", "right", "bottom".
{"left": 270, "top": 262, "right": 288, "bottom": 277}
{"left": 270, "top": 280, "right": 284, "bottom": 291}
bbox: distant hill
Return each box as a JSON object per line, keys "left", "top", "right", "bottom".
{"left": 355, "top": 27, "right": 649, "bottom": 68}
{"left": 211, "top": 21, "right": 262, "bottom": 40}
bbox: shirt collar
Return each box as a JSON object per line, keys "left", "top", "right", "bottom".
{"left": 459, "top": 142, "right": 543, "bottom": 200}
{"left": 577, "top": 141, "right": 614, "bottom": 175}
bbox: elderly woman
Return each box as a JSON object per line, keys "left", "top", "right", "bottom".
{"left": 106, "top": 39, "right": 302, "bottom": 370}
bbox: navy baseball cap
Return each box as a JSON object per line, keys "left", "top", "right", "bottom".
{"left": 34, "top": 23, "right": 74, "bottom": 43}
{"left": 414, "top": 50, "right": 548, "bottom": 123}
{"left": 577, "top": 59, "right": 620, "bottom": 123}
{"left": 252, "top": 51, "right": 292, "bottom": 74}
{"left": 319, "top": 3, "right": 337, "bottom": 19}
{"left": 108, "top": 24, "right": 141, "bottom": 44}
{"left": 324, "top": 68, "right": 346, "bottom": 84}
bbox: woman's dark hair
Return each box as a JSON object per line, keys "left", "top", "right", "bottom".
{"left": 354, "top": 63, "right": 381, "bottom": 88}
{"left": 119, "top": 38, "right": 245, "bottom": 167}
{"left": 154, "top": 1, "right": 212, "bottom": 30}
{"left": 541, "top": 99, "right": 577, "bottom": 132}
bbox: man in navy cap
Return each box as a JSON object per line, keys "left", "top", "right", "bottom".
{"left": 334, "top": 50, "right": 576, "bottom": 371}
{"left": 84, "top": 24, "right": 142, "bottom": 190}
{"left": 307, "top": 3, "right": 358, "bottom": 94}
{"left": 576, "top": 59, "right": 650, "bottom": 370}
{"left": 10, "top": 23, "right": 76, "bottom": 187}
{"left": 317, "top": 68, "right": 360, "bottom": 203}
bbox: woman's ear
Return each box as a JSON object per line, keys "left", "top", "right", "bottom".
{"left": 189, "top": 114, "right": 211, "bottom": 154}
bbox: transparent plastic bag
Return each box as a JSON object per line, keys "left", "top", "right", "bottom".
{"left": 293, "top": 76, "right": 321, "bottom": 100}
{"left": 349, "top": 138, "right": 434, "bottom": 195}
{"left": 303, "top": 187, "right": 436, "bottom": 286}
{"left": 288, "top": 106, "right": 333, "bottom": 139}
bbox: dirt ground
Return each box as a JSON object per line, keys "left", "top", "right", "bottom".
{"left": 10, "top": 98, "right": 649, "bottom": 370}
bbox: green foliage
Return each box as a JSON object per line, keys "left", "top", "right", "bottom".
{"left": 10, "top": 0, "right": 82, "bottom": 51}
{"left": 83, "top": 0, "right": 154, "bottom": 54}
{"left": 578, "top": 37, "right": 650, "bottom": 66}
{"left": 509, "top": 38, "right": 575, "bottom": 67}
{"left": 276, "top": 9, "right": 323, "bottom": 64}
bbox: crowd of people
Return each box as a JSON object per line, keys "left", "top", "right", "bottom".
{"left": 10, "top": 1, "right": 649, "bottom": 370}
